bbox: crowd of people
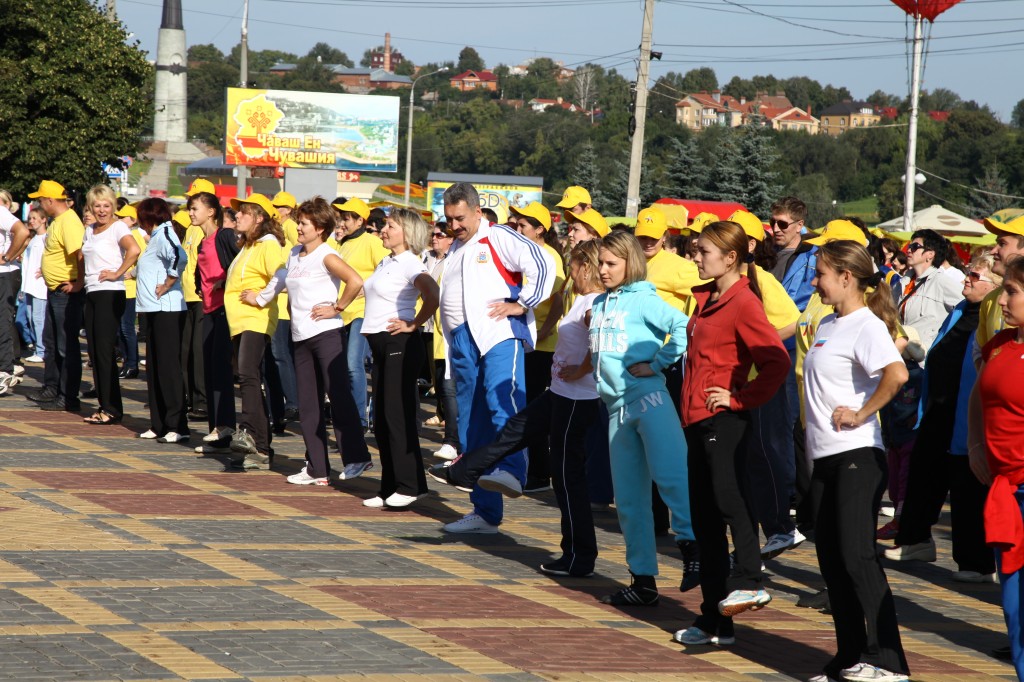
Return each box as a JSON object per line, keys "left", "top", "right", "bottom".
{"left": 3, "top": 176, "right": 1024, "bottom": 682}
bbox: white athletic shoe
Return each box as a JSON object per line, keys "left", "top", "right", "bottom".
{"left": 434, "top": 444, "right": 458, "bottom": 461}
{"left": 443, "top": 513, "right": 499, "bottom": 534}
{"left": 339, "top": 461, "right": 372, "bottom": 480}
{"left": 287, "top": 467, "right": 329, "bottom": 486}
{"left": 477, "top": 469, "right": 523, "bottom": 498}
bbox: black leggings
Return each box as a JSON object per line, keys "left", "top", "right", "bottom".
{"left": 233, "top": 331, "right": 270, "bottom": 456}
{"left": 143, "top": 311, "right": 186, "bottom": 435}
{"left": 85, "top": 290, "right": 125, "bottom": 418}
{"left": 202, "top": 308, "right": 235, "bottom": 434}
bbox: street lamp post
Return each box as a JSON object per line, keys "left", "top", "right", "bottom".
{"left": 404, "top": 67, "right": 448, "bottom": 207}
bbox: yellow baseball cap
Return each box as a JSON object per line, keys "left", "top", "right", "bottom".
{"left": 729, "top": 210, "right": 767, "bottom": 242}
{"left": 115, "top": 205, "right": 137, "bottom": 220}
{"left": 230, "top": 194, "right": 281, "bottom": 221}
{"left": 687, "top": 212, "right": 718, "bottom": 234}
{"left": 27, "top": 180, "right": 68, "bottom": 200}
{"left": 566, "top": 208, "right": 610, "bottom": 238}
{"left": 805, "top": 219, "right": 867, "bottom": 247}
{"left": 555, "top": 186, "right": 592, "bottom": 209}
{"left": 635, "top": 207, "right": 668, "bottom": 239}
{"left": 984, "top": 215, "right": 1024, "bottom": 238}
{"left": 172, "top": 210, "right": 191, "bottom": 228}
{"left": 510, "top": 202, "right": 552, "bottom": 230}
{"left": 186, "top": 178, "right": 216, "bottom": 196}
{"left": 332, "top": 197, "right": 370, "bottom": 221}
{"left": 272, "top": 191, "right": 296, "bottom": 208}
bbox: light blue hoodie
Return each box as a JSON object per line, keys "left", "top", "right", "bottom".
{"left": 589, "top": 280, "right": 689, "bottom": 411}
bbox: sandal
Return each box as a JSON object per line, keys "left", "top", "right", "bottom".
{"left": 84, "top": 410, "right": 121, "bottom": 426}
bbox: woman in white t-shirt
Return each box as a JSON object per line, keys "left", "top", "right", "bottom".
{"left": 20, "top": 207, "right": 49, "bottom": 363}
{"left": 259, "top": 197, "right": 369, "bottom": 485}
{"left": 428, "top": 240, "right": 607, "bottom": 577}
{"left": 80, "top": 185, "right": 140, "bottom": 425}
{"left": 360, "top": 208, "right": 439, "bottom": 509}
{"left": 803, "top": 240, "right": 910, "bottom": 682}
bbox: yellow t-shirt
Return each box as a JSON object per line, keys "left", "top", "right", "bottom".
{"left": 41, "top": 210, "right": 85, "bottom": 290}
{"left": 180, "top": 224, "right": 205, "bottom": 303}
{"left": 124, "top": 229, "right": 147, "bottom": 299}
{"left": 977, "top": 287, "right": 1010, "bottom": 348}
{"left": 276, "top": 220, "right": 299, "bottom": 321}
{"left": 224, "top": 237, "right": 286, "bottom": 337}
{"left": 752, "top": 265, "right": 800, "bottom": 330}
{"left": 533, "top": 243, "right": 565, "bottom": 353}
{"left": 328, "top": 231, "right": 389, "bottom": 324}
{"left": 647, "top": 248, "right": 708, "bottom": 315}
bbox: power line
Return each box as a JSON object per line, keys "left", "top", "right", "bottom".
{"left": 919, "top": 167, "right": 1024, "bottom": 201}
{"left": 661, "top": 0, "right": 1020, "bottom": 25}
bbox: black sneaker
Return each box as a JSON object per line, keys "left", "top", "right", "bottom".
{"left": 539, "top": 558, "right": 594, "bottom": 578}
{"left": 283, "top": 407, "right": 299, "bottom": 422}
{"left": 796, "top": 588, "right": 830, "bottom": 610}
{"left": 40, "top": 396, "right": 81, "bottom": 412}
{"left": 426, "top": 463, "right": 472, "bottom": 493}
{"left": 678, "top": 540, "right": 700, "bottom": 592}
{"left": 523, "top": 478, "right": 552, "bottom": 493}
{"left": 27, "top": 386, "right": 58, "bottom": 403}
{"left": 600, "top": 574, "right": 659, "bottom": 606}
{"left": 991, "top": 645, "right": 1012, "bottom": 661}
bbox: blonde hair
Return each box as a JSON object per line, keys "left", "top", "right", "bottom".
{"left": 85, "top": 185, "right": 118, "bottom": 214}
{"left": 0, "top": 190, "right": 12, "bottom": 208}
{"left": 389, "top": 207, "right": 430, "bottom": 255}
{"left": 568, "top": 240, "right": 602, "bottom": 291}
{"left": 816, "top": 240, "right": 901, "bottom": 339}
{"left": 599, "top": 230, "right": 647, "bottom": 286}
{"left": 970, "top": 250, "right": 1002, "bottom": 286}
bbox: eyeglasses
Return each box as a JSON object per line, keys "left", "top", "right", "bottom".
{"left": 432, "top": 231, "right": 450, "bottom": 238}
{"left": 969, "top": 271, "right": 994, "bottom": 283}
{"left": 907, "top": 242, "right": 931, "bottom": 253}
{"left": 769, "top": 218, "right": 802, "bottom": 231}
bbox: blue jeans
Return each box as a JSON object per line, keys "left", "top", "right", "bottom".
{"left": 117, "top": 297, "right": 138, "bottom": 369}
{"left": 42, "top": 288, "right": 84, "bottom": 400}
{"left": 265, "top": 318, "right": 298, "bottom": 419}
{"left": 448, "top": 324, "right": 527, "bottom": 526}
{"left": 748, "top": 382, "right": 797, "bottom": 538}
{"left": 342, "top": 317, "right": 369, "bottom": 427}
{"left": 26, "top": 294, "right": 46, "bottom": 357}
{"left": 15, "top": 293, "right": 34, "bottom": 348}
{"left": 999, "top": 486, "right": 1024, "bottom": 680}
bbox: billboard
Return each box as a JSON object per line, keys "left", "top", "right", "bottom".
{"left": 426, "top": 179, "right": 543, "bottom": 222}
{"left": 224, "top": 88, "right": 400, "bottom": 172}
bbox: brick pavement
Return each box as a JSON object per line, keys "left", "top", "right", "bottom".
{"left": 0, "top": 364, "right": 1016, "bottom": 681}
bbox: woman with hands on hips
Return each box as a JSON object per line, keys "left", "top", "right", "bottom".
{"left": 360, "top": 208, "right": 439, "bottom": 509}
{"left": 802, "top": 240, "right": 910, "bottom": 682}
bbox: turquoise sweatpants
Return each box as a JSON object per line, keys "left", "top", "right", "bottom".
{"left": 607, "top": 388, "right": 693, "bottom": 576}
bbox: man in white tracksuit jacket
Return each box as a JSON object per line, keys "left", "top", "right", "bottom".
{"left": 438, "top": 182, "right": 556, "bottom": 533}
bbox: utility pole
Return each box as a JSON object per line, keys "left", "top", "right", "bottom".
{"left": 106, "top": 0, "right": 116, "bottom": 20}
{"left": 236, "top": 0, "right": 250, "bottom": 199}
{"left": 902, "top": 12, "right": 924, "bottom": 232}
{"left": 625, "top": 0, "right": 654, "bottom": 218}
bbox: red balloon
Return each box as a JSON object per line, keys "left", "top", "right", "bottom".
{"left": 890, "top": 0, "right": 964, "bottom": 22}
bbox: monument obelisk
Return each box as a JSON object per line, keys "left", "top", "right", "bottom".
{"left": 153, "top": 0, "right": 203, "bottom": 161}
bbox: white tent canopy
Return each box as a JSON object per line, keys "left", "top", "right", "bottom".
{"left": 876, "top": 204, "right": 986, "bottom": 236}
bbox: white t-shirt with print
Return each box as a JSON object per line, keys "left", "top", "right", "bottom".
{"left": 0, "top": 206, "right": 20, "bottom": 274}
{"left": 82, "top": 220, "right": 132, "bottom": 292}
{"left": 803, "top": 306, "right": 903, "bottom": 460}
{"left": 361, "top": 250, "right": 427, "bottom": 335}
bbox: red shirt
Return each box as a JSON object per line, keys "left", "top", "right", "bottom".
{"left": 682, "top": 277, "right": 790, "bottom": 426}
{"left": 197, "top": 232, "right": 227, "bottom": 314}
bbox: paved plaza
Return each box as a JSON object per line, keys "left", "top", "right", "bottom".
{"left": 0, "top": 363, "right": 1015, "bottom": 681}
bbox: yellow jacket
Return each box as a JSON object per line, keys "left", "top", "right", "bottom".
{"left": 180, "top": 224, "right": 205, "bottom": 303}
{"left": 224, "top": 235, "right": 286, "bottom": 337}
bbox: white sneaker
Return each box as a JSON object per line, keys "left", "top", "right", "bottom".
{"left": 287, "top": 467, "right": 329, "bottom": 486}
{"left": 385, "top": 492, "right": 423, "bottom": 507}
{"left": 0, "top": 373, "right": 12, "bottom": 395}
{"left": 761, "top": 529, "right": 805, "bottom": 559}
{"left": 808, "top": 675, "right": 842, "bottom": 682}
{"left": 137, "top": 429, "right": 158, "bottom": 439}
{"left": 157, "top": 431, "right": 190, "bottom": 444}
{"left": 363, "top": 496, "right": 386, "bottom": 508}
{"left": 882, "top": 538, "right": 936, "bottom": 562}
{"left": 12, "top": 364, "right": 24, "bottom": 377}
{"left": 443, "top": 512, "right": 499, "bottom": 534}
{"left": 24, "top": 355, "right": 43, "bottom": 364}
{"left": 194, "top": 444, "right": 228, "bottom": 454}
{"left": 477, "top": 469, "right": 523, "bottom": 498}
{"left": 339, "top": 461, "right": 372, "bottom": 480}
{"left": 203, "top": 426, "right": 234, "bottom": 443}
{"left": 952, "top": 570, "right": 996, "bottom": 583}
{"left": 840, "top": 662, "right": 908, "bottom": 681}
{"left": 434, "top": 443, "right": 458, "bottom": 461}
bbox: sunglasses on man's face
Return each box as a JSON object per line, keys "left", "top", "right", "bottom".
{"left": 769, "top": 218, "right": 802, "bottom": 230}
{"left": 907, "top": 242, "right": 927, "bottom": 253}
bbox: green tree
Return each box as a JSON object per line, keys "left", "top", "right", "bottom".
{"left": 605, "top": 157, "right": 657, "bottom": 216}
{"left": 305, "top": 42, "right": 351, "bottom": 67}
{"left": 568, "top": 141, "right": 605, "bottom": 210}
{"left": 737, "top": 125, "right": 782, "bottom": 217}
{"left": 228, "top": 44, "right": 297, "bottom": 76}
{"left": 969, "top": 163, "right": 1016, "bottom": 218}
{"left": 1012, "top": 98, "right": 1024, "bottom": 129}
{"left": 188, "top": 43, "right": 224, "bottom": 63}
{"left": 394, "top": 59, "right": 416, "bottom": 76}
{"left": 360, "top": 46, "right": 384, "bottom": 68}
{"left": 662, "top": 135, "right": 708, "bottom": 199}
{"left": 0, "top": 0, "right": 150, "bottom": 196}
{"left": 457, "top": 46, "right": 485, "bottom": 73}
{"left": 866, "top": 89, "right": 901, "bottom": 109}
{"left": 787, "top": 173, "right": 838, "bottom": 228}
{"left": 705, "top": 130, "right": 745, "bottom": 204}
{"left": 680, "top": 67, "right": 718, "bottom": 94}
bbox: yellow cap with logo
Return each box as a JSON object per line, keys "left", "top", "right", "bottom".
{"left": 805, "top": 219, "right": 867, "bottom": 246}
{"left": 635, "top": 206, "right": 668, "bottom": 240}
{"left": 272, "top": 191, "right": 296, "bottom": 208}
{"left": 27, "top": 180, "right": 68, "bottom": 200}
{"left": 186, "top": 178, "right": 216, "bottom": 196}
{"left": 510, "top": 202, "right": 552, "bottom": 230}
{"left": 230, "top": 194, "right": 281, "bottom": 221}
{"left": 568, "top": 208, "right": 610, "bottom": 238}
{"left": 555, "top": 186, "right": 592, "bottom": 209}
{"left": 332, "top": 197, "right": 370, "bottom": 221}
{"left": 729, "top": 210, "right": 767, "bottom": 242}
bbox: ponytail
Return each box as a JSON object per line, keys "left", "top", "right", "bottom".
{"left": 866, "top": 281, "right": 901, "bottom": 340}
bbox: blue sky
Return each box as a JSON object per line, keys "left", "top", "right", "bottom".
{"left": 115, "top": 0, "right": 1022, "bottom": 120}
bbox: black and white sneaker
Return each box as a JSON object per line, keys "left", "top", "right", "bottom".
{"left": 600, "top": 574, "right": 659, "bottom": 606}
{"left": 678, "top": 540, "right": 700, "bottom": 592}
{"left": 539, "top": 558, "right": 594, "bottom": 578}
{"left": 426, "top": 462, "right": 472, "bottom": 493}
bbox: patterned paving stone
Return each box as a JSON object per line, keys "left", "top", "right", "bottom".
{"left": 319, "top": 584, "right": 578, "bottom": 620}
{"left": 130, "top": 453, "right": 236, "bottom": 471}
{"left": 163, "top": 629, "right": 461, "bottom": 675}
{"left": 72, "top": 586, "right": 337, "bottom": 622}
{"left": 0, "top": 633, "right": 175, "bottom": 680}
{"left": 145, "top": 519, "right": 346, "bottom": 545}
{"left": 0, "top": 551, "right": 233, "bottom": 581}
{"left": 72, "top": 493, "right": 269, "bottom": 517}
{"left": 0, "top": 588, "right": 73, "bottom": 625}
{"left": 428, "top": 626, "right": 722, "bottom": 673}
{"left": 262, "top": 493, "right": 403, "bottom": 518}
{"left": 0, "top": 451, "right": 126, "bottom": 468}
{"left": 0, "top": 436, "right": 75, "bottom": 451}
{"left": 18, "top": 471, "right": 195, "bottom": 492}
{"left": 226, "top": 549, "right": 455, "bottom": 579}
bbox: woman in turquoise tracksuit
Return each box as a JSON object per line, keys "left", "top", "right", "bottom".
{"left": 590, "top": 230, "right": 693, "bottom": 606}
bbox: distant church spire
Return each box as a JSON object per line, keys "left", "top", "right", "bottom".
{"left": 161, "top": 0, "right": 182, "bottom": 30}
